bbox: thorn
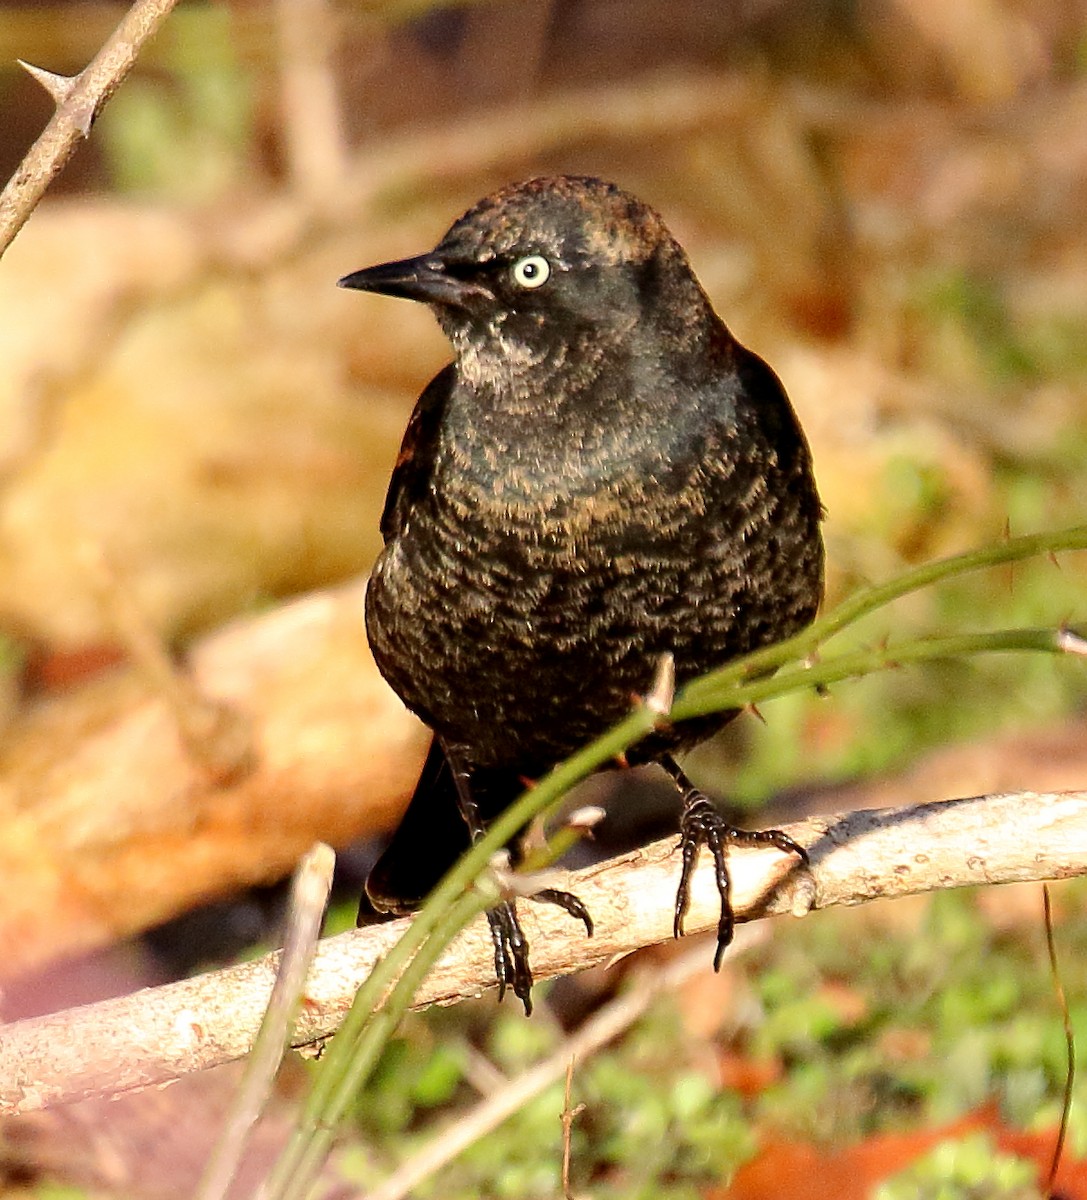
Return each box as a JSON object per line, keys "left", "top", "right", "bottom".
{"left": 18, "top": 60, "right": 78, "bottom": 105}
{"left": 644, "top": 651, "right": 675, "bottom": 717}
{"left": 1049, "top": 550, "right": 1062, "bottom": 570}
{"left": 520, "top": 815, "right": 549, "bottom": 858}
{"left": 565, "top": 806, "right": 605, "bottom": 835}
{"left": 803, "top": 650, "right": 829, "bottom": 695}
{"left": 613, "top": 752, "right": 630, "bottom": 769}
{"left": 18, "top": 60, "right": 96, "bottom": 135}
{"left": 1057, "top": 626, "right": 1087, "bottom": 657}
{"left": 745, "top": 702, "right": 767, "bottom": 725}
{"left": 486, "top": 850, "right": 567, "bottom": 901}
{"left": 876, "top": 636, "right": 902, "bottom": 669}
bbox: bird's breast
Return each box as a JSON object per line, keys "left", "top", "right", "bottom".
{"left": 364, "top": 430, "right": 819, "bottom": 770}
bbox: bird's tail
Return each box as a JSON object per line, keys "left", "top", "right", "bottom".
{"left": 362, "top": 737, "right": 523, "bottom": 919}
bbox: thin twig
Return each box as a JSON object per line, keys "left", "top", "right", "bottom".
{"left": 0, "top": 0, "right": 182, "bottom": 258}
{"left": 560, "top": 1058, "right": 586, "bottom": 1200}
{"left": 673, "top": 627, "right": 1083, "bottom": 722}
{"left": 195, "top": 843, "right": 335, "bottom": 1200}
{"left": 2, "top": 789, "right": 1086, "bottom": 1117}
{"left": 364, "top": 937, "right": 738, "bottom": 1200}
{"left": 1042, "top": 883, "right": 1075, "bottom": 1196}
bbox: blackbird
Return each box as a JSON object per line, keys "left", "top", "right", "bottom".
{"left": 340, "top": 175, "right": 824, "bottom": 1013}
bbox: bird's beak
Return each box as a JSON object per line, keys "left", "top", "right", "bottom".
{"left": 337, "top": 254, "right": 491, "bottom": 308}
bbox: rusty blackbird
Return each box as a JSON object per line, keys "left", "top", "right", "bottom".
{"left": 339, "top": 176, "right": 825, "bottom": 1013}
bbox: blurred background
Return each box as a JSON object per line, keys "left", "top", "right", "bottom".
{"left": 1, "top": 1, "right": 1087, "bottom": 1195}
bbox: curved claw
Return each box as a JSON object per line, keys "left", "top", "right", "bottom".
{"left": 673, "top": 794, "right": 806, "bottom": 971}
{"left": 485, "top": 901, "right": 534, "bottom": 1015}
{"left": 534, "top": 887, "right": 594, "bottom": 937}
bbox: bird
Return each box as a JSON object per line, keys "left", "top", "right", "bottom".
{"left": 339, "top": 175, "right": 825, "bottom": 1014}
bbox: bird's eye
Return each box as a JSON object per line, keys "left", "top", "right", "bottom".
{"left": 511, "top": 255, "right": 551, "bottom": 289}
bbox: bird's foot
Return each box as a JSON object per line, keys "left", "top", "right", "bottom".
{"left": 674, "top": 793, "right": 808, "bottom": 970}
{"left": 486, "top": 889, "right": 594, "bottom": 1016}
{"left": 486, "top": 900, "right": 534, "bottom": 1015}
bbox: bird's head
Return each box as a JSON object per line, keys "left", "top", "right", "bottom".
{"left": 339, "top": 176, "right": 713, "bottom": 380}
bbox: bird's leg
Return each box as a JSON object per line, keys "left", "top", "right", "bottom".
{"left": 440, "top": 741, "right": 535, "bottom": 1013}
{"left": 440, "top": 743, "right": 595, "bottom": 1014}
{"left": 441, "top": 744, "right": 592, "bottom": 1008}
{"left": 661, "top": 754, "right": 808, "bottom": 970}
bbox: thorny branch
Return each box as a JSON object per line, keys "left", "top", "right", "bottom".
{"left": 0, "top": 0, "right": 182, "bottom": 259}
{"left": 1, "top": 788, "right": 1085, "bottom": 1116}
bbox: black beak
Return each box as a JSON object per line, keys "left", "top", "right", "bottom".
{"left": 337, "top": 254, "right": 491, "bottom": 308}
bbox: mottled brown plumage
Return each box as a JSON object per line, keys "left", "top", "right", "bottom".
{"left": 340, "top": 176, "right": 824, "bottom": 1011}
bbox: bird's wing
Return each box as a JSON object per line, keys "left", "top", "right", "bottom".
{"left": 380, "top": 363, "right": 455, "bottom": 544}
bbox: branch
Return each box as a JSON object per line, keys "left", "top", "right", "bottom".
{"left": 0, "top": 0, "right": 181, "bottom": 259}
{"left": 3, "top": 789, "right": 1084, "bottom": 1116}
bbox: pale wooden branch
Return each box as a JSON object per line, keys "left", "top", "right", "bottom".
{"left": 2, "top": 789, "right": 1084, "bottom": 1116}
{"left": 0, "top": 0, "right": 182, "bottom": 259}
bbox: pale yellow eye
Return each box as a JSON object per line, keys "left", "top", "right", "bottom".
{"left": 511, "top": 255, "right": 551, "bottom": 289}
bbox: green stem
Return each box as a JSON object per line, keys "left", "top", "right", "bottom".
{"left": 273, "top": 888, "right": 488, "bottom": 1200}
{"left": 682, "top": 524, "right": 1087, "bottom": 705}
{"left": 672, "top": 627, "right": 1073, "bottom": 721}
